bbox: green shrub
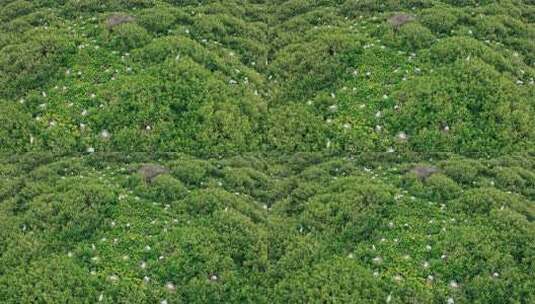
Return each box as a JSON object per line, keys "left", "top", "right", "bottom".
{"left": 4, "top": 18, "right": 32, "bottom": 33}
{"left": 450, "top": 187, "right": 533, "bottom": 218}
{"left": 145, "top": 174, "right": 187, "bottom": 202}
{"left": 419, "top": 7, "right": 459, "bottom": 34}
{"left": 176, "top": 188, "right": 263, "bottom": 221}
{"left": 424, "top": 173, "right": 462, "bottom": 201}
{"left": 133, "top": 36, "right": 182, "bottom": 63}
{"left": 299, "top": 177, "right": 393, "bottom": 236}
{"left": 270, "top": 29, "right": 362, "bottom": 101}
{"left": 443, "top": 0, "right": 479, "bottom": 6}
{"left": 429, "top": 36, "right": 511, "bottom": 72}
{"left": 137, "top": 8, "right": 177, "bottom": 33}
{"left": 221, "top": 166, "right": 272, "bottom": 200}
{"left": 0, "top": 101, "right": 34, "bottom": 152}
{"left": 397, "top": 22, "right": 436, "bottom": 49}
{"left": 266, "top": 104, "right": 326, "bottom": 151}
{"left": 119, "top": 0, "right": 155, "bottom": 9}
{"left": 0, "top": 0, "right": 34, "bottom": 22}
{"left": 0, "top": 0, "right": 535, "bottom": 300}
{"left": 0, "top": 178, "right": 21, "bottom": 202}
{"left": 1, "top": 154, "right": 535, "bottom": 303}
{"left": 404, "top": 172, "right": 461, "bottom": 201}
{"left": 0, "top": 32, "right": 75, "bottom": 98}
{"left": 170, "top": 159, "right": 213, "bottom": 185}
{"left": 107, "top": 22, "right": 152, "bottom": 50}
{"left": 0, "top": 257, "right": 101, "bottom": 303}
{"left": 195, "top": 100, "right": 265, "bottom": 154}
{"left": 342, "top": 0, "right": 400, "bottom": 15}
{"left": 23, "top": 180, "right": 116, "bottom": 243}
{"left": 272, "top": 257, "right": 387, "bottom": 303}
{"left": 64, "top": 0, "right": 106, "bottom": 13}
{"left": 440, "top": 159, "right": 484, "bottom": 184}
{"left": 386, "top": 58, "right": 534, "bottom": 153}
{"left": 494, "top": 166, "right": 535, "bottom": 198}
{"left": 150, "top": 219, "right": 267, "bottom": 303}
{"left": 473, "top": 15, "right": 508, "bottom": 41}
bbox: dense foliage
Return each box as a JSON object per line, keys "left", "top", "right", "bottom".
{"left": 1, "top": 153, "right": 535, "bottom": 303}
{"left": 1, "top": 0, "right": 533, "bottom": 154}
{"left": 1, "top": 0, "right": 534, "bottom": 303}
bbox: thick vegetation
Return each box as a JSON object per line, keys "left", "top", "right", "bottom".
{"left": 1, "top": 0, "right": 533, "bottom": 154}
{"left": 1, "top": 153, "right": 535, "bottom": 303}
{"left": 1, "top": 0, "right": 534, "bottom": 303}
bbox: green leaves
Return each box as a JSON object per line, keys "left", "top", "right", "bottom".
{"left": 0, "top": 0, "right": 535, "bottom": 301}
{"left": 1, "top": 153, "right": 535, "bottom": 302}
{"left": 106, "top": 22, "right": 152, "bottom": 51}
{"left": 0, "top": 31, "right": 75, "bottom": 98}
{"left": 0, "top": 0, "right": 533, "bottom": 155}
